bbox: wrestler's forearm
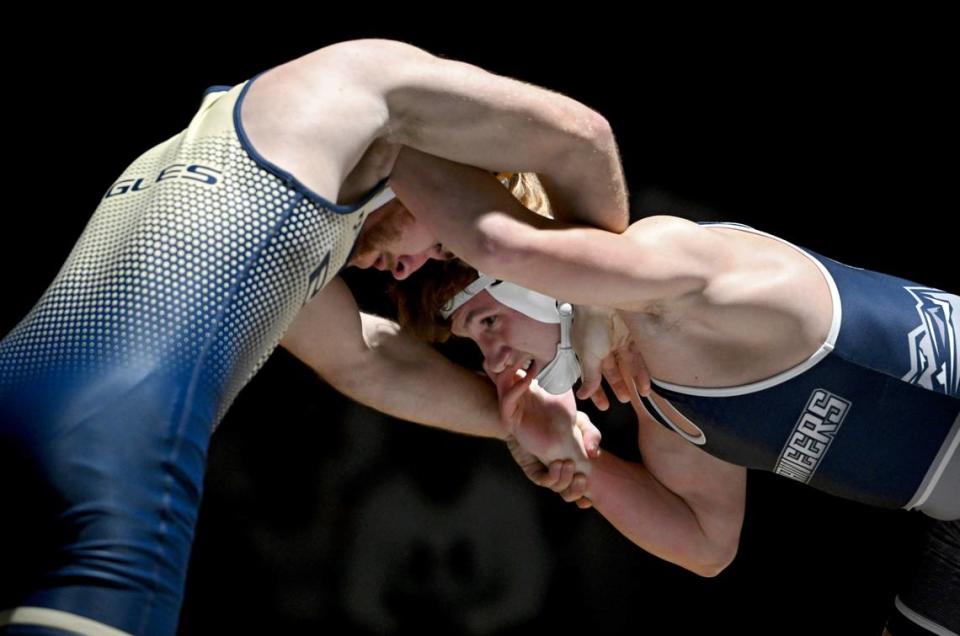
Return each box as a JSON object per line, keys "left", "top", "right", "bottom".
{"left": 282, "top": 281, "right": 508, "bottom": 440}
{"left": 389, "top": 154, "right": 709, "bottom": 309}
{"left": 390, "top": 146, "right": 628, "bottom": 256}
{"left": 585, "top": 451, "right": 736, "bottom": 578}
{"left": 333, "top": 314, "right": 508, "bottom": 440}
{"left": 532, "top": 137, "right": 628, "bottom": 233}
{"left": 370, "top": 40, "right": 629, "bottom": 233}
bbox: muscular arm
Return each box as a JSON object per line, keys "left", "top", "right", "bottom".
{"left": 374, "top": 39, "right": 628, "bottom": 231}
{"left": 501, "top": 367, "right": 744, "bottom": 577}
{"left": 281, "top": 277, "right": 508, "bottom": 439}
{"left": 253, "top": 39, "right": 628, "bottom": 231}
{"left": 583, "top": 396, "right": 746, "bottom": 577}
{"left": 391, "top": 149, "right": 723, "bottom": 309}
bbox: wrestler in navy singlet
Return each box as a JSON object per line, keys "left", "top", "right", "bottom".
{"left": 0, "top": 79, "right": 391, "bottom": 636}
{"left": 640, "top": 223, "right": 959, "bottom": 518}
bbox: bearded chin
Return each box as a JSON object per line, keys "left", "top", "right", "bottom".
{"left": 355, "top": 206, "right": 411, "bottom": 259}
{"left": 352, "top": 232, "right": 375, "bottom": 262}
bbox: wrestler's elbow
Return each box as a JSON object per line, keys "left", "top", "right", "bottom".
{"left": 463, "top": 213, "right": 539, "bottom": 275}
{"left": 690, "top": 532, "right": 740, "bottom": 578}
{"left": 693, "top": 544, "right": 738, "bottom": 578}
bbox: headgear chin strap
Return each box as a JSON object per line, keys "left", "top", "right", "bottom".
{"left": 535, "top": 302, "right": 580, "bottom": 394}
{"left": 440, "top": 273, "right": 582, "bottom": 395}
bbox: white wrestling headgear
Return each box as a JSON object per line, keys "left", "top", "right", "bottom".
{"left": 440, "top": 274, "right": 581, "bottom": 394}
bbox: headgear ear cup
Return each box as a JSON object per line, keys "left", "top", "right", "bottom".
{"left": 535, "top": 303, "right": 582, "bottom": 394}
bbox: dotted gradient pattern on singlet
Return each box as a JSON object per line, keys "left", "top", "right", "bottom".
{"left": 0, "top": 129, "right": 357, "bottom": 417}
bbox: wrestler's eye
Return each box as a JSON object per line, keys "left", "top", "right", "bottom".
{"left": 480, "top": 315, "right": 497, "bottom": 329}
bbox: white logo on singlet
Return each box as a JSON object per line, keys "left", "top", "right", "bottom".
{"left": 902, "top": 287, "right": 960, "bottom": 397}
{"left": 775, "top": 389, "right": 851, "bottom": 483}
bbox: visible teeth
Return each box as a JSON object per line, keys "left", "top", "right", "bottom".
{"left": 523, "top": 359, "right": 533, "bottom": 371}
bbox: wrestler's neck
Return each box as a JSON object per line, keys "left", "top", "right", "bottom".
{"left": 338, "top": 138, "right": 402, "bottom": 205}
